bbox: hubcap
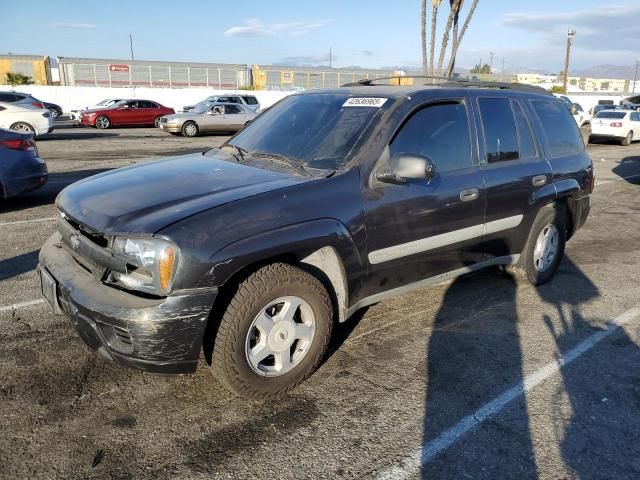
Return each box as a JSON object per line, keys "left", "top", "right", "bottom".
{"left": 185, "top": 123, "right": 196, "bottom": 136}
{"left": 533, "top": 224, "right": 559, "bottom": 272}
{"left": 96, "top": 117, "right": 108, "bottom": 128}
{"left": 245, "top": 296, "right": 316, "bottom": 377}
{"left": 13, "top": 123, "right": 32, "bottom": 132}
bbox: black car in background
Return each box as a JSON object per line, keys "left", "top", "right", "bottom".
{"left": 0, "top": 91, "right": 63, "bottom": 118}
{"left": 0, "top": 128, "right": 47, "bottom": 198}
{"left": 39, "top": 80, "right": 593, "bottom": 398}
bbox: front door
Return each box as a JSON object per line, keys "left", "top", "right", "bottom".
{"left": 363, "top": 99, "right": 485, "bottom": 299}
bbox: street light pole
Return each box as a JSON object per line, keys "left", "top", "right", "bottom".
{"left": 633, "top": 60, "right": 639, "bottom": 94}
{"left": 563, "top": 28, "right": 576, "bottom": 95}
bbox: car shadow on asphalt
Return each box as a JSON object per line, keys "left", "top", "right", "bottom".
{"left": 0, "top": 168, "right": 112, "bottom": 213}
{"left": 0, "top": 249, "right": 39, "bottom": 281}
{"left": 38, "top": 131, "right": 120, "bottom": 141}
{"left": 612, "top": 156, "right": 640, "bottom": 184}
{"left": 420, "top": 254, "right": 611, "bottom": 478}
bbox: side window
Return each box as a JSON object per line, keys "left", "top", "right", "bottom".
{"left": 531, "top": 100, "right": 583, "bottom": 157}
{"left": 225, "top": 105, "right": 243, "bottom": 114}
{"left": 512, "top": 100, "right": 538, "bottom": 159}
{"left": 126, "top": 101, "right": 138, "bottom": 108}
{"left": 478, "top": 97, "right": 519, "bottom": 162}
{"left": 211, "top": 105, "right": 224, "bottom": 114}
{"left": 390, "top": 102, "right": 472, "bottom": 173}
{"left": 242, "top": 96, "right": 258, "bottom": 105}
{"left": 0, "top": 93, "right": 16, "bottom": 102}
{"left": 632, "top": 112, "right": 640, "bottom": 122}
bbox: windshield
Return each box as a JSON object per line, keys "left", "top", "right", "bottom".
{"left": 595, "top": 111, "right": 626, "bottom": 119}
{"left": 191, "top": 103, "right": 211, "bottom": 114}
{"left": 226, "top": 93, "right": 388, "bottom": 170}
{"left": 204, "top": 96, "right": 219, "bottom": 103}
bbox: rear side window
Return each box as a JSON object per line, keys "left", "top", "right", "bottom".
{"left": 631, "top": 112, "right": 640, "bottom": 121}
{"left": 225, "top": 105, "right": 243, "bottom": 114}
{"left": 0, "top": 93, "right": 16, "bottom": 102}
{"left": 390, "top": 102, "right": 472, "bottom": 173}
{"left": 478, "top": 97, "right": 519, "bottom": 163}
{"left": 242, "top": 96, "right": 258, "bottom": 105}
{"left": 512, "top": 100, "right": 538, "bottom": 159}
{"left": 531, "top": 100, "right": 583, "bottom": 157}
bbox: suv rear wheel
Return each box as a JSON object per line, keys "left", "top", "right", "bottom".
{"left": 511, "top": 206, "right": 567, "bottom": 286}
{"left": 211, "top": 263, "right": 332, "bottom": 398}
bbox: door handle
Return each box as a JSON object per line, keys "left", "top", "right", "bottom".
{"left": 532, "top": 175, "right": 547, "bottom": 187}
{"left": 460, "top": 188, "right": 479, "bottom": 202}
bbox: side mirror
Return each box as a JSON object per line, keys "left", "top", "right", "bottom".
{"left": 570, "top": 104, "right": 578, "bottom": 115}
{"left": 376, "top": 153, "right": 436, "bottom": 184}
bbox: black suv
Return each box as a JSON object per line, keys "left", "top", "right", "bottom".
{"left": 39, "top": 81, "right": 593, "bottom": 398}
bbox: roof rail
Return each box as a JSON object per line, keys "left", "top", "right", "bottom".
{"left": 341, "top": 76, "right": 554, "bottom": 97}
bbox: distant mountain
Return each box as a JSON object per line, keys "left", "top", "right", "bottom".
{"left": 571, "top": 65, "right": 637, "bottom": 80}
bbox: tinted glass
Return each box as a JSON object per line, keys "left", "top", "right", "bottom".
{"left": 632, "top": 112, "right": 640, "bottom": 121}
{"left": 390, "top": 102, "right": 472, "bottom": 173}
{"left": 227, "top": 93, "right": 386, "bottom": 170}
{"left": 225, "top": 105, "right": 243, "bottom": 114}
{"left": 0, "top": 93, "right": 16, "bottom": 102}
{"left": 512, "top": 100, "right": 538, "bottom": 159}
{"left": 478, "top": 97, "right": 519, "bottom": 162}
{"left": 595, "top": 111, "right": 626, "bottom": 119}
{"left": 242, "top": 96, "right": 258, "bottom": 105}
{"left": 531, "top": 100, "right": 583, "bottom": 157}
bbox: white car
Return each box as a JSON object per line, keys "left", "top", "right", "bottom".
{"left": 0, "top": 101, "right": 54, "bottom": 137}
{"left": 70, "top": 98, "right": 126, "bottom": 122}
{"left": 555, "top": 95, "right": 591, "bottom": 128}
{"left": 589, "top": 110, "right": 640, "bottom": 146}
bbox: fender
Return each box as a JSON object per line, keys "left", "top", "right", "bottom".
{"left": 552, "top": 178, "right": 581, "bottom": 198}
{"left": 203, "top": 218, "right": 366, "bottom": 314}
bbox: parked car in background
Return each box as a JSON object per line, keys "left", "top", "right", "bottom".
{"left": 556, "top": 95, "right": 591, "bottom": 128}
{"left": 70, "top": 99, "right": 126, "bottom": 123}
{"left": 589, "top": 110, "right": 640, "bottom": 145}
{"left": 182, "top": 94, "right": 260, "bottom": 113}
{"left": 40, "top": 82, "right": 593, "bottom": 398}
{"left": 0, "top": 91, "right": 63, "bottom": 118}
{"left": 159, "top": 103, "right": 257, "bottom": 137}
{"left": 0, "top": 101, "right": 54, "bottom": 136}
{"left": 80, "top": 100, "right": 174, "bottom": 129}
{"left": 591, "top": 104, "right": 621, "bottom": 116}
{"left": 0, "top": 128, "right": 47, "bottom": 198}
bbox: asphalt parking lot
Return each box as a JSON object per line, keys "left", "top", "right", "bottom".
{"left": 1, "top": 122, "right": 640, "bottom": 479}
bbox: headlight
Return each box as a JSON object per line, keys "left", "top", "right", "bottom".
{"left": 111, "top": 237, "right": 179, "bottom": 295}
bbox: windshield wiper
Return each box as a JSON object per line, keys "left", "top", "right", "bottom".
{"left": 249, "top": 151, "right": 309, "bottom": 176}
{"left": 219, "top": 144, "right": 248, "bottom": 163}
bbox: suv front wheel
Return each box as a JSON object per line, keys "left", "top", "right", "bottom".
{"left": 511, "top": 206, "right": 567, "bottom": 286}
{"left": 211, "top": 263, "right": 332, "bottom": 398}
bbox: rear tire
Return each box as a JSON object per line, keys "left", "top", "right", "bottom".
{"left": 621, "top": 131, "right": 633, "bottom": 146}
{"left": 95, "top": 116, "right": 110, "bottom": 129}
{"left": 510, "top": 206, "right": 567, "bottom": 286}
{"left": 181, "top": 121, "right": 198, "bottom": 137}
{"left": 210, "top": 263, "right": 332, "bottom": 399}
{"left": 154, "top": 116, "right": 163, "bottom": 128}
{"left": 48, "top": 107, "right": 60, "bottom": 118}
{"left": 10, "top": 122, "right": 35, "bottom": 134}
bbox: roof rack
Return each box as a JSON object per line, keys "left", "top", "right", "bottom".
{"left": 341, "top": 76, "right": 554, "bottom": 97}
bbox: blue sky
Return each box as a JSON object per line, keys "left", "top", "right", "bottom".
{"left": 2, "top": 0, "right": 639, "bottom": 72}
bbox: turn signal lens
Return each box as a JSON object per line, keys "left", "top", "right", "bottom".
{"left": 159, "top": 245, "right": 177, "bottom": 291}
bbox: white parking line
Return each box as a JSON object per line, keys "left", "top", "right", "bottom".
{"left": 0, "top": 298, "right": 45, "bottom": 313}
{"left": 0, "top": 217, "right": 56, "bottom": 227}
{"left": 377, "top": 305, "right": 640, "bottom": 480}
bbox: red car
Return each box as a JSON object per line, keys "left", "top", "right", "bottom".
{"left": 80, "top": 100, "right": 174, "bottom": 129}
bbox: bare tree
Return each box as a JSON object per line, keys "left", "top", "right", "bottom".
{"left": 428, "top": 0, "right": 443, "bottom": 76}
{"left": 421, "top": 0, "right": 428, "bottom": 76}
{"left": 445, "top": 0, "right": 479, "bottom": 77}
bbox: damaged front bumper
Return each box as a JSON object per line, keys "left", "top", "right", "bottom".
{"left": 38, "top": 232, "right": 217, "bottom": 374}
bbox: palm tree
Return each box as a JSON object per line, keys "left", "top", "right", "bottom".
{"left": 5, "top": 72, "right": 33, "bottom": 86}
{"left": 436, "top": 0, "right": 460, "bottom": 76}
{"left": 428, "top": 0, "right": 442, "bottom": 77}
{"left": 446, "top": 0, "right": 479, "bottom": 77}
{"left": 421, "top": 0, "right": 428, "bottom": 76}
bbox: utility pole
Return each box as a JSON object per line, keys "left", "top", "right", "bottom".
{"left": 502, "top": 57, "right": 505, "bottom": 75}
{"left": 633, "top": 60, "right": 639, "bottom": 94}
{"left": 489, "top": 51, "right": 495, "bottom": 73}
{"left": 129, "top": 33, "right": 135, "bottom": 61}
{"left": 563, "top": 28, "right": 576, "bottom": 95}
{"left": 329, "top": 47, "right": 332, "bottom": 68}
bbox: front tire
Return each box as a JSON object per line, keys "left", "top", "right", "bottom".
{"left": 181, "top": 121, "right": 198, "bottom": 137}
{"left": 512, "top": 206, "right": 567, "bottom": 286}
{"left": 621, "top": 131, "right": 633, "bottom": 146}
{"left": 95, "top": 116, "right": 110, "bottom": 129}
{"left": 211, "top": 263, "right": 332, "bottom": 399}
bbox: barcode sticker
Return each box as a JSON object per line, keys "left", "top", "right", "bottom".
{"left": 342, "top": 97, "right": 388, "bottom": 108}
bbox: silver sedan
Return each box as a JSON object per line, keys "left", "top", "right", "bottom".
{"left": 158, "top": 103, "right": 257, "bottom": 137}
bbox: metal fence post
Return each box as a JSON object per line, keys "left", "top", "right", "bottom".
{"left": 108, "top": 65, "right": 112, "bottom": 87}
{"left": 206, "top": 68, "right": 209, "bottom": 87}
{"left": 93, "top": 64, "right": 97, "bottom": 87}
{"left": 187, "top": 67, "right": 191, "bottom": 88}
{"left": 169, "top": 66, "right": 172, "bottom": 88}
{"left": 218, "top": 69, "right": 221, "bottom": 89}
{"left": 149, "top": 65, "right": 152, "bottom": 87}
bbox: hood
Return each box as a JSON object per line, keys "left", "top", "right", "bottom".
{"left": 163, "top": 113, "right": 202, "bottom": 122}
{"left": 82, "top": 106, "right": 115, "bottom": 115}
{"left": 56, "top": 152, "right": 313, "bottom": 235}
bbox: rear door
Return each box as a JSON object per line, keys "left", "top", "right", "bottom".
{"left": 137, "top": 101, "right": 158, "bottom": 125}
{"left": 221, "top": 104, "right": 247, "bottom": 130}
{"left": 475, "top": 95, "right": 553, "bottom": 258}
{"left": 363, "top": 99, "right": 485, "bottom": 298}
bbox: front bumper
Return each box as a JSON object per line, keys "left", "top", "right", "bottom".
{"left": 38, "top": 232, "right": 217, "bottom": 374}
{"left": 159, "top": 123, "right": 181, "bottom": 133}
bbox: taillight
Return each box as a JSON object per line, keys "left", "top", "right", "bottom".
{"left": 0, "top": 139, "right": 37, "bottom": 151}
{"left": 610, "top": 122, "right": 623, "bottom": 127}
{"left": 31, "top": 102, "right": 45, "bottom": 109}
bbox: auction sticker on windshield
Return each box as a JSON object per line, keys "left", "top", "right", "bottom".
{"left": 342, "top": 97, "right": 388, "bottom": 108}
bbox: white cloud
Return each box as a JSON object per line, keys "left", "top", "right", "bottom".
{"left": 51, "top": 22, "right": 97, "bottom": 30}
{"left": 224, "top": 19, "right": 331, "bottom": 38}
